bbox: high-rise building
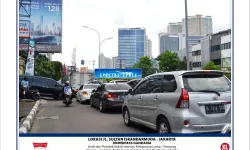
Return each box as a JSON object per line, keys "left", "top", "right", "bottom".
{"left": 178, "top": 33, "right": 204, "bottom": 50}
{"left": 118, "top": 27, "right": 146, "bottom": 68}
{"left": 146, "top": 39, "right": 152, "bottom": 58}
{"left": 182, "top": 14, "right": 213, "bottom": 36}
{"left": 167, "top": 22, "right": 181, "bottom": 35}
{"left": 99, "top": 53, "right": 113, "bottom": 68}
{"left": 159, "top": 33, "right": 179, "bottom": 54}
{"left": 112, "top": 56, "right": 118, "bottom": 68}
{"left": 40, "top": 15, "right": 43, "bottom": 34}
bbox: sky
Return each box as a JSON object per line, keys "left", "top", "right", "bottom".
{"left": 52, "top": 0, "right": 231, "bottom": 69}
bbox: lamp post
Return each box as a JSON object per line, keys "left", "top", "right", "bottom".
{"left": 82, "top": 26, "right": 113, "bottom": 78}
{"left": 184, "top": 0, "right": 190, "bottom": 70}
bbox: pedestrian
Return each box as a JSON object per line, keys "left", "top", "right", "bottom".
{"left": 21, "top": 77, "right": 29, "bottom": 99}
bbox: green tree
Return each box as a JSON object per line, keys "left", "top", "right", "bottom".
{"left": 179, "top": 56, "right": 187, "bottom": 70}
{"left": 157, "top": 50, "right": 181, "bottom": 72}
{"left": 202, "top": 61, "right": 221, "bottom": 70}
{"left": 34, "top": 54, "right": 62, "bottom": 81}
{"left": 133, "top": 56, "right": 154, "bottom": 77}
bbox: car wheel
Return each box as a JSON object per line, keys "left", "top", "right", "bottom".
{"left": 90, "top": 98, "right": 94, "bottom": 107}
{"left": 123, "top": 108, "right": 132, "bottom": 126}
{"left": 157, "top": 118, "right": 171, "bottom": 134}
{"left": 99, "top": 101, "right": 105, "bottom": 112}
{"left": 53, "top": 95, "right": 59, "bottom": 100}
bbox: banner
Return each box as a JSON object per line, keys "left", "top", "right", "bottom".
{"left": 19, "top": 0, "right": 62, "bottom": 53}
{"left": 94, "top": 69, "right": 142, "bottom": 78}
{"left": 19, "top": 136, "right": 231, "bottom": 150}
{"left": 19, "top": 20, "right": 30, "bottom": 38}
{"left": 24, "top": 47, "right": 35, "bottom": 76}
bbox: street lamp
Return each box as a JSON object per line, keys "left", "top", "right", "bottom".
{"left": 184, "top": 0, "right": 190, "bottom": 70}
{"left": 82, "top": 26, "right": 113, "bottom": 78}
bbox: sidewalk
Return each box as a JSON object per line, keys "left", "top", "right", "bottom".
{"left": 19, "top": 100, "right": 36, "bottom": 125}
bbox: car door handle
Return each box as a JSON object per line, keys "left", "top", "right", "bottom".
{"left": 138, "top": 96, "right": 142, "bottom": 100}
{"left": 154, "top": 95, "right": 158, "bottom": 100}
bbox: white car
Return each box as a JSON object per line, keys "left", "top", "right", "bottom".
{"left": 76, "top": 84, "right": 99, "bottom": 104}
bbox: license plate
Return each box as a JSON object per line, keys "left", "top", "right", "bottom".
{"left": 205, "top": 104, "right": 225, "bottom": 114}
{"left": 118, "top": 96, "right": 124, "bottom": 100}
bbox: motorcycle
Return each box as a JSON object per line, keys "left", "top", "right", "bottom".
{"left": 63, "top": 86, "right": 73, "bottom": 107}
{"left": 19, "top": 89, "right": 40, "bottom": 101}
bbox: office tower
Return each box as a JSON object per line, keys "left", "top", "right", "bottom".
{"left": 146, "top": 38, "right": 152, "bottom": 58}
{"left": 118, "top": 27, "right": 146, "bottom": 68}
{"left": 112, "top": 56, "right": 118, "bottom": 68}
{"left": 159, "top": 33, "right": 179, "bottom": 54}
{"left": 182, "top": 14, "right": 213, "bottom": 36}
{"left": 167, "top": 23, "right": 178, "bottom": 35}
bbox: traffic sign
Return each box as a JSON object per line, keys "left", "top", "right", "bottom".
{"left": 81, "top": 60, "right": 85, "bottom": 65}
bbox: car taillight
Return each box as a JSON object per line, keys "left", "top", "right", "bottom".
{"left": 176, "top": 88, "right": 189, "bottom": 108}
{"left": 83, "top": 92, "right": 88, "bottom": 96}
{"left": 105, "top": 93, "right": 118, "bottom": 98}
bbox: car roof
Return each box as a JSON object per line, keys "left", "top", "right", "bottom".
{"left": 84, "top": 84, "right": 99, "bottom": 86}
{"left": 19, "top": 75, "right": 55, "bottom": 80}
{"left": 146, "top": 70, "right": 224, "bottom": 77}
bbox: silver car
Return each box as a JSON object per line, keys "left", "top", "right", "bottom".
{"left": 122, "top": 70, "right": 231, "bottom": 133}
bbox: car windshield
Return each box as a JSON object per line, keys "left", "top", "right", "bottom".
{"left": 106, "top": 84, "right": 131, "bottom": 90}
{"left": 182, "top": 74, "right": 231, "bottom": 92}
{"left": 84, "top": 84, "right": 99, "bottom": 89}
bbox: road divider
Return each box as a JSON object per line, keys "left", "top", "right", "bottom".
{"left": 19, "top": 100, "right": 41, "bottom": 133}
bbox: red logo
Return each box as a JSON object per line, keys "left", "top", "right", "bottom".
{"left": 33, "top": 143, "right": 48, "bottom": 149}
{"left": 220, "top": 143, "right": 230, "bottom": 150}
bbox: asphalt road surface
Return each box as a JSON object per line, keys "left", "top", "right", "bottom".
{"left": 30, "top": 98, "right": 155, "bottom": 133}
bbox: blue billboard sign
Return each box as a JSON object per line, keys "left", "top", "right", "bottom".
{"left": 19, "top": 0, "right": 62, "bottom": 53}
{"left": 94, "top": 69, "right": 142, "bottom": 79}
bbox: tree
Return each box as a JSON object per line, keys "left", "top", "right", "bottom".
{"left": 202, "top": 61, "right": 221, "bottom": 70}
{"left": 179, "top": 56, "right": 187, "bottom": 70}
{"left": 34, "top": 54, "right": 63, "bottom": 81}
{"left": 133, "top": 56, "right": 154, "bottom": 77}
{"left": 157, "top": 50, "right": 182, "bottom": 72}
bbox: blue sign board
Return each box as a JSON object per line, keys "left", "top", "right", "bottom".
{"left": 94, "top": 69, "right": 142, "bottom": 79}
{"left": 19, "top": 0, "right": 62, "bottom": 53}
{"left": 81, "top": 60, "right": 85, "bottom": 65}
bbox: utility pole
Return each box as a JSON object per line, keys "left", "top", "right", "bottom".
{"left": 185, "top": 0, "right": 190, "bottom": 70}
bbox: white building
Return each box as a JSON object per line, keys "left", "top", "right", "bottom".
{"left": 112, "top": 56, "right": 118, "bottom": 68}
{"left": 99, "top": 53, "right": 113, "bottom": 68}
{"left": 145, "top": 38, "right": 152, "bottom": 58}
{"left": 167, "top": 22, "right": 182, "bottom": 35}
{"left": 220, "top": 35, "right": 231, "bottom": 69}
{"left": 182, "top": 14, "right": 213, "bottom": 36}
{"left": 191, "top": 44, "right": 202, "bottom": 70}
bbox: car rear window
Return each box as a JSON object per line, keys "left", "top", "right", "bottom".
{"left": 106, "top": 84, "right": 131, "bottom": 90}
{"left": 116, "top": 80, "right": 127, "bottom": 83}
{"left": 84, "top": 84, "right": 99, "bottom": 89}
{"left": 182, "top": 74, "right": 231, "bottom": 92}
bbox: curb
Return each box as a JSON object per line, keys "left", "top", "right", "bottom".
{"left": 19, "top": 100, "right": 41, "bottom": 133}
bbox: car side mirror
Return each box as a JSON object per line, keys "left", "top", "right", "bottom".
{"left": 92, "top": 89, "right": 96, "bottom": 93}
{"left": 55, "top": 83, "right": 59, "bottom": 87}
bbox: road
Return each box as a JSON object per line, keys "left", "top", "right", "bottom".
{"left": 30, "top": 98, "right": 155, "bottom": 133}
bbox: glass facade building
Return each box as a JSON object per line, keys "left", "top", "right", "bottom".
{"left": 118, "top": 28, "right": 145, "bottom": 68}
{"left": 159, "top": 33, "right": 179, "bottom": 54}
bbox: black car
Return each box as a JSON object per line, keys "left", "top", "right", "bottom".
{"left": 90, "top": 83, "right": 131, "bottom": 112}
{"left": 127, "top": 79, "right": 141, "bottom": 88}
{"left": 19, "top": 75, "right": 63, "bottom": 99}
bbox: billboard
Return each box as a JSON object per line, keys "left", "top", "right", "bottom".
{"left": 80, "top": 67, "right": 88, "bottom": 73}
{"left": 94, "top": 69, "right": 142, "bottom": 79}
{"left": 19, "top": 0, "right": 62, "bottom": 53}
